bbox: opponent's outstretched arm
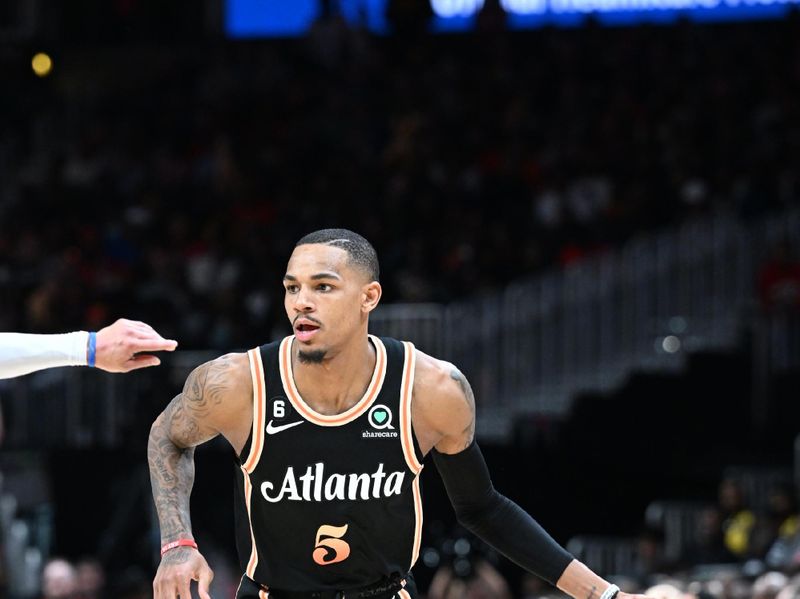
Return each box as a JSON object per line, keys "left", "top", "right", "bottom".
{"left": 148, "top": 353, "right": 250, "bottom": 599}
{"left": 416, "top": 353, "right": 646, "bottom": 599}
{"left": 0, "top": 318, "right": 177, "bottom": 379}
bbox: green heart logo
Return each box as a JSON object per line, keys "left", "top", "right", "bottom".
{"left": 373, "top": 410, "right": 387, "bottom": 424}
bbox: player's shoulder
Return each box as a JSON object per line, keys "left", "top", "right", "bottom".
{"left": 185, "top": 351, "right": 252, "bottom": 401}
{"left": 410, "top": 348, "right": 475, "bottom": 446}
{"left": 194, "top": 351, "right": 250, "bottom": 376}
{"left": 411, "top": 348, "right": 467, "bottom": 405}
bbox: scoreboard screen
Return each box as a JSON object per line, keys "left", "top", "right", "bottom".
{"left": 226, "top": 0, "right": 800, "bottom": 37}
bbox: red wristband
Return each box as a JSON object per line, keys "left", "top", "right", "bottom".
{"left": 161, "top": 539, "right": 198, "bottom": 557}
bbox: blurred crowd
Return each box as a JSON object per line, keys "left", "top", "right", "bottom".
{"left": 1, "top": 15, "right": 800, "bottom": 349}
{"left": 418, "top": 475, "right": 800, "bottom": 599}
{"left": 30, "top": 475, "right": 800, "bottom": 598}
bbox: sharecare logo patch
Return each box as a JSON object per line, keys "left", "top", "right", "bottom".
{"left": 363, "top": 404, "right": 399, "bottom": 438}
{"left": 367, "top": 404, "right": 394, "bottom": 429}
{"left": 260, "top": 462, "right": 405, "bottom": 503}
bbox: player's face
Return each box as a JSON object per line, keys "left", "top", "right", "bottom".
{"left": 283, "top": 244, "right": 380, "bottom": 360}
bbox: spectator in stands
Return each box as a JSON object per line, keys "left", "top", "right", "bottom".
{"left": 718, "top": 478, "right": 757, "bottom": 558}
{"left": 427, "top": 529, "right": 513, "bottom": 599}
{"left": 40, "top": 557, "right": 77, "bottom": 599}
{"left": 633, "top": 528, "right": 671, "bottom": 587}
{"left": 427, "top": 558, "right": 513, "bottom": 599}
{"left": 682, "top": 507, "right": 737, "bottom": 566}
{"left": 765, "top": 521, "right": 800, "bottom": 573}
{"left": 752, "top": 572, "right": 789, "bottom": 599}
{"left": 644, "top": 582, "right": 685, "bottom": 599}
{"left": 753, "top": 484, "right": 800, "bottom": 562}
{"left": 74, "top": 557, "right": 104, "bottom": 599}
{"left": 2, "top": 19, "right": 799, "bottom": 350}
{"left": 520, "top": 571, "right": 549, "bottom": 598}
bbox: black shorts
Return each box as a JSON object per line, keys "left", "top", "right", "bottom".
{"left": 235, "top": 573, "right": 418, "bottom": 599}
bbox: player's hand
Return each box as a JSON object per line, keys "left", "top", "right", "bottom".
{"left": 621, "top": 592, "right": 655, "bottom": 599}
{"left": 153, "top": 546, "right": 214, "bottom": 599}
{"left": 94, "top": 318, "right": 178, "bottom": 373}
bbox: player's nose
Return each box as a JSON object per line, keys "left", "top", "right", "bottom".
{"left": 292, "top": 288, "right": 315, "bottom": 312}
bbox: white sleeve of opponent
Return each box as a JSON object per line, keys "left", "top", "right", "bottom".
{"left": 0, "top": 332, "right": 90, "bottom": 379}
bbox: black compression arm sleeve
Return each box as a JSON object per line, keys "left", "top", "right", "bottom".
{"left": 432, "top": 440, "right": 574, "bottom": 586}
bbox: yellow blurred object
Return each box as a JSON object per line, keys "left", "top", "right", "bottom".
{"left": 31, "top": 53, "right": 53, "bottom": 77}
{"left": 779, "top": 514, "right": 798, "bottom": 538}
{"left": 724, "top": 510, "right": 755, "bottom": 556}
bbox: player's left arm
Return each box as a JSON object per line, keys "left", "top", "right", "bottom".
{"left": 416, "top": 352, "right": 645, "bottom": 599}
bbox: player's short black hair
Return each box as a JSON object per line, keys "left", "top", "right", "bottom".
{"left": 295, "top": 229, "right": 380, "bottom": 282}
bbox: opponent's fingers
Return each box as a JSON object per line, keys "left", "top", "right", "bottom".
{"left": 124, "top": 354, "right": 162, "bottom": 371}
{"left": 129, "top": 336, "right": 179, "bottom": 352}
{"left": 196, "top": 566, "right": 215, "bottom": 599}
{"left": 116, "top": 319, "right": 173, "bottom": 342}
{"left": 132, "top": 321, "right": 162, "bottom": 337}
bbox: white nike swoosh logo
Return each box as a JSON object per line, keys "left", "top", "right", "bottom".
{"left": 265, "top": 420, "right": 304, "bottom": 435}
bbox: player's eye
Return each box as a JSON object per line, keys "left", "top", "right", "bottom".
{"left": 317, "top": 284, "right": 332, "bottom": 292}
{"left": 285, "top": 284, "right": 299, "bottom": 293}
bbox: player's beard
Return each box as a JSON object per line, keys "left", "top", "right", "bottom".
{"left": 298, "top": 348, "right": 326, "bottom": 364}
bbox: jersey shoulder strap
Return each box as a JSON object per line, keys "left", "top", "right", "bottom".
{"left": 236, "top": 340, "right": 281, "bottom": 467}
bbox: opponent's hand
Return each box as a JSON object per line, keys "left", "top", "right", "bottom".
{"left": 94, "top": 319, "right": 178, "bottom": 372}
{"left": 153, "top": 547, "right": 214, "bottom": 599}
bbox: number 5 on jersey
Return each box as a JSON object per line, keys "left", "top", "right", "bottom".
{"left": 312, "top": 524, "right": 351, "bottom": 566}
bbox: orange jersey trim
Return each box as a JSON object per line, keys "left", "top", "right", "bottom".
{"left": 399, "top": 342, "right": 423, "bottom": 475}
{"left": 278, "top": 335, "right": 387, "bottom": 426}
{"left": 242, "top": 348, "right": 266, "bottom": 473}
{"left": 410, "top": 473, "right": 424, "bottom": 570}
{"left": 400, "top": 341, "right": 424, "bottom": 570}
{"left": 242, "top": 470, "right": 260, "bottom": 578}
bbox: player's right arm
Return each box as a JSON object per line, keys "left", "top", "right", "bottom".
{"left": 148, "top": 352, "right": 252, "bottom": 599}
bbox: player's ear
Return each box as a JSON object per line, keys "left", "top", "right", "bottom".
{"left": 361, "top": 281, "right": 382, "bottom": 314}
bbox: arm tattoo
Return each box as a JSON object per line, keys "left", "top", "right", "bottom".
{"left": 449, "top": 368, "right": 476, "bottom": 450}
{"left": 148, "top": 356, "right": 238, "bottom": 549}
{"left": 588, "top": 585, "right": 598, "bottom": 599}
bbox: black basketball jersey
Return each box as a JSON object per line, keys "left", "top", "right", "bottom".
{"left": 233, "top": 335, "right": 425, "bottom": 597}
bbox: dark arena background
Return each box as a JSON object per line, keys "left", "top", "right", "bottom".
{"left": 1, "top": 0, "right": 800, "bottom": 597}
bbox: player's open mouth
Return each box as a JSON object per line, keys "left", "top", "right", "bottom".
{"left": 294, "top": 321, "right": 320, "bottom": 342}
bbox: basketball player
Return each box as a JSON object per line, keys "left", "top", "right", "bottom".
{"left": 149, "top": 229, "right": 645, "bottom": 599}
{"left": 0, "top": 318, "right": 177, "bottom": 379}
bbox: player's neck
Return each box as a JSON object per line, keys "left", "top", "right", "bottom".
{"left": 291, "top": 335, "right": 376, "bottom": 415}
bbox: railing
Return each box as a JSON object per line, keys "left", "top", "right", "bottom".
{"left": 796, "top": 434, "right": 800, "bottom": 493}
{"left": 644, "top": 500, "right": 713, "bottom": 563}
{"left": 0, "top": 455, "right": 52, "bottom": 599}
{"left": 373, "top": 208, "right": 800, "bottom": 437}
{"left": 1, "top": 208, "right": 798, "bottom": 447}
{"left": 751, "top": 310, "right": 800, "bottom": 434}
{"left": 0, "top": 349, "right": 216, "bottom": 449}
{"left": 565, "top": 535, "right": 640, "bottom": 578}
{"left": 722, "top": 466, "right": 794, "bottom": 512}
